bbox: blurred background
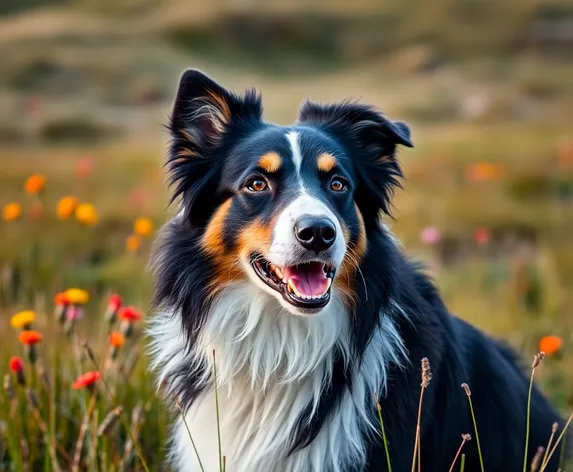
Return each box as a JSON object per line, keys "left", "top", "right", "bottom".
{"left": 0, "top": 0, "right": 572, "bottom": 469}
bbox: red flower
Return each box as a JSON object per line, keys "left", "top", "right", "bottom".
{"left": 474, "top": 228, "right": 491, "bottom": 245}
{"left": 108, "top": 294, "right": 123, "bottom": 311}
{"left": 54, "top": 292, "right": 70, "bottom": 306}
{"left": 72, "top": 371, "right": 101, "bottom": 389}
{"left": 18, "top": 330, "right": 43, "bottom": 345}
{"left": 118, "top": 306, "right": 142, "bottom": 322}
{"left": 109, "top": 331, "right": 125, "bottom": 348}
{"left": 9, "top": 356, "right": 24, "bottom": 373}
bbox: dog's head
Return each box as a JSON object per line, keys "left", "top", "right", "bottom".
{"left": 166, "top": 69, "right": 412, "bottom": 316}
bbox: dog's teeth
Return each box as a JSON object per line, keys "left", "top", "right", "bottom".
{"left": 325, "top": 277, "right": 332, "bottom": 290}
{"left": 275, "top": 267, "right": 284, "bottom": 280}
{"left": 282, "top": 278, "right": 287, "bottom": 283}
{"left": 287, "top": 279, "right": 296, "bottom": 295}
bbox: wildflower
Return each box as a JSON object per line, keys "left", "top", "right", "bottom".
{"left": 420, "top": 226, "right": 441, "bottom": 246}
{"left": 66, "top": 288, "right": 89, "bottom": 305}
{"left": 538, "top": 335, "right": 563, "bottom": 356}
{"left": 134, "top": 217, "right": 154, "bottom": 237}
{"left": 106, "top": 294, "right": 123, "bottom": 325}
{"left": 9, "top": 357, "right": 26, "bottom": 386}
{"left": 118, "top": 306, "right": 142, "bottom": 323}
{"left": 2, "top": 202, "right": 22, "bottom": 222}
{"left": 18, "top": 330, "right": 43, "bottom": 345}
{"left": 18, "top": 330, "right": 43, "bottom": 364}
{"left": 56, "top": 196, "right": 79, "bottom": 220}
{"left": 27, "top": 201, "right": 44, "bottom": 221}
{"left": 75, "top": 203, "right": 99, "bottom": 226}
{"left": 72, "top": 371, "right": 101, "bottom": 390}
{"left": 10, "top": 310, "right": 36, "bottom": 330}
{"left": 54, "top": 292, "right": 70, "bottom": 324}
{"left": 461, "top": 383, "right": 471, "bottom": 396}
{"left": 473, "top": 227, "right": 490, "bottom": 245}
{"left": 126, "top": 234, "right": 142, "bottom": 253}
{"left": 75, "top": 156, "right": 94, "bottom": 180}
{"left": 465, "top": 162, "right": 503, "bottom": 183}
{"left": 119, "top": 306, "right": 142, "bottom": 337}
{"left": 109, "top": 332, "right": 125, "bottom": 348}
{"left": 24, "top": 174, "right": 46, "bottom": 195}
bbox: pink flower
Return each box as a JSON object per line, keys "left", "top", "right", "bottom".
{"left": 420, "top": 226, "right": 441, "bottom": 246}
{"left": 474, "top": 228, "right": 491, "bottom": 245}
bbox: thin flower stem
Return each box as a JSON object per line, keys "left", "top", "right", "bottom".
{"left": 462, "top": 385, "right": 484, "bottom": 472}
{"left": 541, "top": 423, "right": 558, "bottom": 469}
{"left": 448, "top": 436, "right": 471, "bottom": 472}
{"left": 175, "top": 397, "right": 205, "bottom": 472}
{"left": 557, "top": 429, "right": 567, "bottom": 469}
{"left": 523, "top": 369, "right": 536, "bottom": 472}
{"left": 374, "top": 393, "right": 392, "bottom": 472}
{"left": 72, "top": 391, "right": 98, "bottom": 472}
{"left": 83, "top": 342, "right": 150, "bottom": 472}
{"left": 213, "top": 350, "right": 223, "bottom": 472}
{"left": 460, "top": 454, "right": 466, "bottom": 472}
{"left": 410, "top": 386, "right": 425, "bottom": 472}
{"left": 539, "top": 412, "right": 572, "bottom": 472}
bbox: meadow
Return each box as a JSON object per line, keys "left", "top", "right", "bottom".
{"left": 1, "top": 0, "right": 573, "bottom": 470}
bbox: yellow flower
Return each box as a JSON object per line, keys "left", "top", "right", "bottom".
{"left": 24, "top": 174, "right": 46, "bottom": 195}
{"left": 126, "top": 234, "right": 142, "bottom": 253}
{"left": 56, "top": 196, "right": 79, "bottom": 220}
{"left": 75, "top": 203, "right": 99, "bottom": 226}
{"left": 66, "top": 288, "right": 90, "bottom": 305}
{"left": 2, "top": 202, "right": 22, "bottom": 222}
{"left": 134, "top": 217, "right": 154, "bottom": 237}
{"left": 10, "top": 311, "right": 37, "bottom": 329}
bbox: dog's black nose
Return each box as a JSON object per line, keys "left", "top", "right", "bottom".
{"left": 294, "top": 216, "right": 336, "bottom": 253}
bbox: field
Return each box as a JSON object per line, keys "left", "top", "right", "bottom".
{"left": 1, "top": 0, "right": 573, "bottom": 470}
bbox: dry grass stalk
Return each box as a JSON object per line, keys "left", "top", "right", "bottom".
{"left": 461, "top": 383, "right": 484, "bottom": 472}
{"left": 530, "top": 446, "right": 545, "bottom": 471}
{"left": 175, "top": 396, "right": 205, "bottom": 472}
{"left": 411, "top": 357, "right": 432, "bottom": 472}
{"left": 541, "top": 422, "right": 558, "bottom": 468}
{"left": 523, "top": 352, "right": 545, "bottom": 472}
{"left": 97, "top": 406, "right": 124, "bottom": 437}
{"left": 374, "top": 392, "right": 393, "bottom": 472}
{"left": 448, "top": 434, "right": 472, "bottom": 472}
{"left": 540, "top": 412, "right": 573, "bottom": 472}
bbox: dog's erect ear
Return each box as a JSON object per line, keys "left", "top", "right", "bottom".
{"left": 167, "top": 69, "right": 263, "bottom": 226}
{"left": 298, "top": 100, "right": 413, "bottom": 223}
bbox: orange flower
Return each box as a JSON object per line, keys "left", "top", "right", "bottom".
{"left": 2, "top": 202, "right": 22, "bottom": 222}
{"left": 72, "top": 371, "right": 101, "bottom": 389}
{"left": 118, "top": 306, "right": 142, "bottom": 322}
{"left": 9, "top": 356, "right": 24, "bottom": 373}
{"left": 465, "top": 163, "right": 503, "bottom": 183}
{"left": 75, "top": 203, "right": 99, "bottom": 226}
{"left": 56, "top": 196, "right": 79, "bottom": 220}
{"left": 126, "top": 234, "right": 142, "bottom": 253}
{"left": 109, "top": 332, "right": 125, "bottom": 348}
{"left": 538, "top": 335, "right": 563, "bottom": 356}
{"left": 75, "top": 156, "right": 94, "bottom": 180}
{"left": 24, "top": 174, "right": 46, "bottom": 195}
{"left": 10, "top": 310, "right": 36, "bottom": 329}
{"left": 54, "top": 292, "right": 70, "bottom": 306}
{"left": 134, "top": 217, "right": 154, "bottom": 237}
{"left": 18, "top": 330, "right": 43, "bottom": 345}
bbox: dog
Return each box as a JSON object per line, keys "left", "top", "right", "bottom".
{"left": 149, "top": 69, "right": 566, "bottom": 472}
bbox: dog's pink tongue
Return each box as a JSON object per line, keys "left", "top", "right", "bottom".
{"left": 284, "top": 262, "right": 329, "bottom": 297}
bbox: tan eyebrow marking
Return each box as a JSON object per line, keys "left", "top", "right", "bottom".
{"left": 258, "top": 152, "right": 282, "bottom": 173}
{"left": 317, "top": 153, "right": 337, "bottom": 172}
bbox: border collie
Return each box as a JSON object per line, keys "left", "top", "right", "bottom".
{"left": 149, "top": 69, "right": 565, "bottom": 471}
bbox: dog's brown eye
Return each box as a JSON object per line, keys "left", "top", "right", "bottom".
{"left": 247, "top": 178, "right": 268, "bottom": 192}
{"left": 330, "top": 178, "right": 347, "bottom": 192}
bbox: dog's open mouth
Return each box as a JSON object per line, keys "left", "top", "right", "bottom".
{"left": 250, "top": 254, "right": 335, "bottom": 310}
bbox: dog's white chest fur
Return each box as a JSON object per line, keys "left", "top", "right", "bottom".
{"left": 149, "top": 283, "right": 406, "bottom": 472}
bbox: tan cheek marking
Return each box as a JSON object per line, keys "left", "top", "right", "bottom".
{"left": 335, "top": 205, "right": 367, "bottom": 305}
{"left": 317, "top": 153, "right": 337, "bottom": 173}
{"left": 258, "top": 152, "right": 282, "bottom": 173}
{"left": 238, "top": 220, "right": 274, "bottom": 258}
{"left": 202, "top": 198, "right": 233, "bottom": 255}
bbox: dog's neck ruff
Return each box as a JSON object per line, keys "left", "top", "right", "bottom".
{"left": 149, "top": 283, "right": 407, "bottom": 472}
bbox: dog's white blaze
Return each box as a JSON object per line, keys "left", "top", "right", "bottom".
{"left": 149, "top": 284, "right": 408, "bottom": 472}
{"left": 267, "top": 194, "right": 346, "bottom": 269}
{"left": 287, "top": 131, "right": 304, "bottom": 186}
